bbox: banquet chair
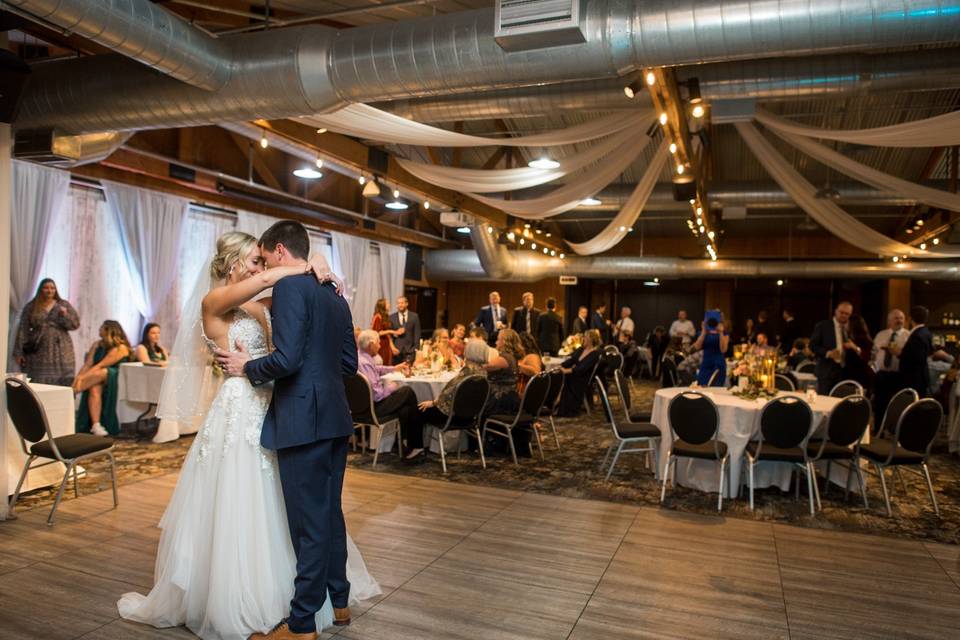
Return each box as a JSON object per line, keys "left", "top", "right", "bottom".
{"left": 859, "top": 398, "right": 942, "bottom": 517}
{"left": 797, "top": 360, "right": 817, "bottom": 374}
{"left": 537, "top": 369, "right": 564, "bottom": 450}
{"left": 614, "top": 369, "right": 651, "bottom": 424}
{"left": 597, "top": 381, "right": 659, "bottom": 480}
{"left": 744, "top": 396, "right": 817, "bottom": 515}
{"left": 422, "top": 375, "right": 490, "bottom": 473}
{"left": 661, "top": 357, "right": 680, "bottom": 388}
{"left": 806, "top": 395, "right": 872, "bottom": 508}
{"left": 660, "top": 391, "right": 728, "bottom": 512}
{"left": 344, "top": 374, "right": 401, "bottom": 468}
{"left": 874, "top": 388, "right": 919, "bottom": 438}
{"left": 774, "top": 374, "right": 796, "bottom": 392}
{"left": 6, "top": 377, "right": 118, "bottom": 526}
{"left": 597, "top": 347, "right": 625, "bottom": 403}
{"left": 830, "top": 379, "right": 864, "bottom": 398}
{"left": 483, "top": 372, "right": 551, "bottom": 465}
{"left": 706, "top": 368, "right": 721, "bottom": 387}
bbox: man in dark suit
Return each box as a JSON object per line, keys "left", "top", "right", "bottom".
{"left": 537, "top": 297, "right": 564, "bottom": 355}
{"left": 216, "top": 221, "right": 355, "bottom": 636}
{"left": 897, "top": 305, "right": 935, "bottom": 397}
{"left": 809, "top": 301, "right": 854, "bottom": 395}
{"left": 473, "top": 290, "right": 508, "bottom": 346}
{"left": 779, "top": 308, "right": 802, "bottom": 352}
{"left": 571, "top": 305, "right": 589, "bottom": 336}
{"left": 390, "top": 295, "right": 420, "bottom": 363}
{"left": 511, "top": 291, "right": 541, "bottom": 336}
{"left": 591, "top": 302, "right": 611, "bottom": 344}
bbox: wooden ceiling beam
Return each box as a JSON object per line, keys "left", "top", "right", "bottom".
{"left": 225, "top": 131, "right": 284, "bottom": 191}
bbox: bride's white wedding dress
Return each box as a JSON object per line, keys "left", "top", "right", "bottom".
{"left": 118, "top": 307, "right": 380, "bottom": 639}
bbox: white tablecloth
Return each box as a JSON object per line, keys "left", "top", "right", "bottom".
{"left": 116, "top": 363, "right": 166, "bottom": 423}
{"left": 651, "top": 387, "right": 843, "bottom": 498}
{"left": 791, "top": 371, "right": 818, "bottom": 390}
{"left": 542, "top": 356, "right": 564, "bottom": 371}
{"left": 5, "top": 383, "right": 75, "bottom": 495}
{"left": 380, "top": 371, "right": 460, "bottom": 454}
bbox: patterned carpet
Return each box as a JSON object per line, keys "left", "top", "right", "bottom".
{"left": 11, "top": 381, "right": 960, "bottom": 545}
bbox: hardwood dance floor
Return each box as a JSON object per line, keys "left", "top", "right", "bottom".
{"left": 1, "top": 469, "right": 959, "bottom": 639}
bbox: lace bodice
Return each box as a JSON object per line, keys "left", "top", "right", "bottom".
{"left": 203, "top": 306, "right": 271, "bottom": 358}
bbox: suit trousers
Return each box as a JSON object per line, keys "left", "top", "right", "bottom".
{"left": 375, "top": 386, "right": 423, "bottom": 449}
{"left": 276, "top": 436, "right": 351, "bottom": 633}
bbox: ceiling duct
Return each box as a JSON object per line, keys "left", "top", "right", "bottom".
{"left": 12, "top": 129, "right": 131, "bottom": 166}
{"left": 15, "top": 0, "right": 960, "bottom": 134}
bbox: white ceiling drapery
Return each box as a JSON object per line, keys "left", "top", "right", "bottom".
{"left": 736, "top": 122, "right": 960, "bottom": 258}
{"left": 755, "top": 107, "right": 960, "bottom": 148}
{"left": 568, "top": 140, "right": 671, "bottom": 255}
{"left": 302, "top": 104, "right": 652, "bottom": 147}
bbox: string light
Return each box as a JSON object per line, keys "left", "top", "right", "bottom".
{"left": 519, "top": 238, "right": 525, "bottom": 245}
{"left": 531, "top": 242, "right": 537, "bottom": 250}
{"left": 315, "top": 157, "right": 323, "bottom": 169}
{"left": 316, "top": 128, "right": 327, "bottom": 135}
{"left": 645, "top": 71, "right": 656, "bottom": 86}
{"left": 358, "top": 175, "right": 366, "bottom": 185}
{"left": 933, "top": 238, "right": 941, "bottom": 245}
{"left": 696, "top": 207, "right": 703, "bottom": 216}
{"left": 892, "top": 256, "right": 900, "bottom": 263}
{"left": 487, "top": 225, "right": 494, "bottom": 234}
{"left": 543, "top": 247, "right": 549, "bottom": 254}
{"left": 259, "top": 132, "right": 269, "bottom": 149}
{"left": 920, "top": 242, "right": 927, "bottom": 250}
{"left": 659, "top": 112, "right": 668, "bottom": 126}
{"left": 669, "top": 143, "right": 678, "bottom": 154}
{"left": 676, "top": 164, "right": 685, "bottom": 175}
{"left": 423, "top": 200, "right": 430, "bottom": 210}
{"left": 559, "top": 253, "right": 565, "bottom": 259}
{"left": 550, "top": 250, "right": 556, "bottom": 256}
{"left": 393, "top": 189, "right": 400, "bottom": 198}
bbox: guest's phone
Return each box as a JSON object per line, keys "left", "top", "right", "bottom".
{"left": 704, "top": 310, "right": 722, "bottom": 325}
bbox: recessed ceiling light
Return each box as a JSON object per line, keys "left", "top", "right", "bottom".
{"left": 293, "top": 167, "right": 322, "bottom": 179}
{"left": 386, "top": 201, "right": 408, "bottom": 210}
{"left": 528, "top": 157, "right": 560, "bottom": 169}
{"left": 580, "top": 197, "right": 602, "bottom": 206}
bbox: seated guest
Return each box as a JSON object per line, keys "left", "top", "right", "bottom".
{"left": 647, "top": 325, "right": 669, "bottom": 378}
{"left": 469, "top": 326, "right": 499, "bottom": 362}
{"left": 677, "top": 349, "right": 703, "bottom": 386}
{"left": 618, "top": 330, "right": 640, "bottom": 378}
{"left": 449, "top": 323, "right": 467, "bottom": 358}
{"left": 416, "top": 328, "right": 456, "bottom": 368}
{"left": 134, "top": 322, "right": 169, "bottom": 366}
{"left": 556, "top": 329, "right": 602, "bottom": 417}
{"left": 786, "top": 338, "right": 813, "bottom": 369}
{"left": 517, "top": 332, "right": 544, "bottom": 392}
{"left": 750, "top": 332, "right": 774, "bottom": 356}
{"left": 741, "top": 317, "right": 757, "bottom": 345}
{"left": 75, "top": 320, "right": 132, "bottom": 436}
{"left": 484, "top": 328, "right": 527, "bottom": 455}
{"left": 356, "top": 330, "right": 423, "bottom": 462}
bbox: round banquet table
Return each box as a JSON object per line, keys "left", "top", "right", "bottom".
{"left": 380, "top": 370, "right": 461, "bottom": 454}
{"left": 651, "top": 387, "right": 844, "bottom": 498}
{"left": 791, "top": 371, "right": 818, "bottom": 390}
{"left": 542, "top": 356, "right": 564, "bottom": 371}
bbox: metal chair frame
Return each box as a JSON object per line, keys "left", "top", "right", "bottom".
{"left": 483, "top": 372, "right": 551, "bottom": 465}
{"left": 538, "top": 369, "right": 564, "bottom": 450}
{"left": 345, "top": 374, "right": 402, "bottom": 468}
{"left": 876, "top": 388, "right": 919, "bottom": 438}
{"left": 659, "top": 391, "right": 729, "bottom": 512}
{"left": 774, "top": 373, "right": 796, "bottom": 392}
{"left": 796, "top": 360, "right": 817, "bottom": 374}
{"left": 6, "top": 377, "right": 118, "bottom": 526}
{"left": 424, "top": 375, "right": 490, "bottom": 473}
{"left": 807, "top": 395, "right": 873, "bottom": 509}
{"left": 661, "top": 357, "right": 680, "bottom": 388}
{"left": 596, "top": 380, "right": 659, "bottom": 480}
{"left": 829, "top": 379, "right": 865, "bottom": 398}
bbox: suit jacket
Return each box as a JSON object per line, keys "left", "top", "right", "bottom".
{"left": 809, "top": 318, "right": 844, "bottom": 384}
{"left": 571, "top": 316, "right": 589, "bottom": 336}
{"left": 474, "top": 304, "right": 509, "bottom": 345}
{"left": 779, "top": 318, "right": 802, "bottom": 352}
{"left": 537, "top": 310, "right": 564, "bottom": 355}
{"left": 591, "top": 311, "right": 610, "bottom": 343}
{"left": 899, "top": 325, "right": 933, "bottom": 395}
{"left": 389, "top": 310, "right": 420, "bottom": 354}
{"left": 245, "top": 276, "right": 357, "bottom": 450}
{"left": 511, "top": 306, "right": 541, "bottom": 334}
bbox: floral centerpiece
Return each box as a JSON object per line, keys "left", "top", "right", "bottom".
{"left": 560, "top": 333, "right": 582, "bottom": 356}
{"left": 730, "top": 350, "right": 780, "bottom": 399}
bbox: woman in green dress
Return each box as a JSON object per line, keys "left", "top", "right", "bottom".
{"left": 74, "top": 320, "right": 132, "bottom": 436}
{"left": 134, "top": 323, "right": 169, "bottom": 366}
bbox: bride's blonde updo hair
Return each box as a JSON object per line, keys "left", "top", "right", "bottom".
{"left": 209, "top": 231, "right": 258, "bottom": 281}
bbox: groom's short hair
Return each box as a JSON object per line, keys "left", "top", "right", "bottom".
{"left": 260, "top": 220, "right": 310, "bottom": 259}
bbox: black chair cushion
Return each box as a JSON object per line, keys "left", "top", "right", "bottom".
{"left": 487, "top": 412, "right": 536, "bottom": 427}
{"left": 806, "top": 440, "right": 855, "bottom": 460}
{"left": 31, "top": 434, "right": 113, "bottom": 459}
{"left": 745, "top": 441, "right": 805, "bottom": 463}
{"left": 434, "top": 415, "right": 478, "bottom": 430}
{"left": 539, "top": 405, "right": 554, "bottom": 417}
{"left": 672, "top": 439, "right": 726, "bottom": 460}
{"left": 629, "top": 411, "right": 652, "bottom": 422}
{"left": 860, "top": 440, "right": 925, "bottom": 465}
{"left": 618, "top": 422, "right": 660, "bottom": 438}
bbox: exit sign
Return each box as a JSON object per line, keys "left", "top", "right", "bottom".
{"left": 559, "top": 275, "right": 578, "bottom": 286}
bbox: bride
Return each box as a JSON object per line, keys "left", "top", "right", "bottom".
{"left": 118, "top": 231, "right": 380, "bottom": 639}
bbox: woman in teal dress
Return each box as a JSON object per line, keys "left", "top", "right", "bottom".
{"left": 74, "top": 320, "right": 132, "bottom": 436}
{"left": 134, "top": 323, "right": 169, "bottom": 366}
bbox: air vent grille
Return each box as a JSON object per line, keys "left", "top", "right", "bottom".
{"left": 495, "top": 0, "right": 585, "bottom": 52}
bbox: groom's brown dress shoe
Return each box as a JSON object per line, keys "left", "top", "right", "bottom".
{"left": 248, "top": 621, "right": 317, "bottom": 640}
{"left": 333, "top": 607, "right": 352, "bottom": 626}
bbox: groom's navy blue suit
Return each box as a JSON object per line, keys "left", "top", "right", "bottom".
{"left": 245, "top": 274, "right": 357, "bottom": 634}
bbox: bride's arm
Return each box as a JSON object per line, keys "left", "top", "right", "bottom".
{"left": 202, "top": 265, "right": 309, "bottom": 317}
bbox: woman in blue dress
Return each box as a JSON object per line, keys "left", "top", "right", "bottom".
{"left": 695, "top": 316, "right": 729, "bottom": 387}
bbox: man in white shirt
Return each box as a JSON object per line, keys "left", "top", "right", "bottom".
{"left": 669, "top": 310, "right": 696, "bottom": 347}
{"left": 613, "top": 306, "right": 635, "bottom": 339}
{"left": 872, "top": 309, "right": 908, "bottom": 423}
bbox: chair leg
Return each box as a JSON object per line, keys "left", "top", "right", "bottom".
{"left": 824, "top": 460, "right": 831, "bottom": 497}
{"left": 549, "top": 415, "right": 561, "bottom": 450}
{"left": 506, "top": 427, "right": 519, "bottom": 465}
{"left": 599, "top": 443, "right": 614, "bottom": 473}
{"left": 534, "top": 427, "right": 545, "bottom": 461}
{"left": 108, "top": 452, "right": 119, "bottom": 508}
{"left": 809, "top": 462, "right": 822, "bottom": 512}
{"left": 396, "top": 423, "right": 404, "bottom": 459}
{"left": 748, "top": 459, "right": 755, "bottom": 511}
{"left": 8, "top": 456, "right": 34, "bottom": 518}
{"left": 804, "top": 463, "right": 816, "bottom": 516}
{"left": 921, "top": 462, "right": 940, "bottom": 517}
{"left": 48, "top": 461, "right": 75, "bottom": 526}
{"left": 372, "top": 427, "right": 382, "bottom": 469}
{"left": 876, "top": 463, "right": 892, "bottom": 517}
{"left": 438, "top": 429, "right": 448, "bottom": 474}
{"left": 718, "top": 456, "right": 727, "bottom": 512}
{"left": 844, "top": 460, "right": 853, "bottom": 502}
{"left": 894, "top": 467, "right": 908, "bottom": 495}
{"left": 605, "top": 442, "right": 625, "bottom": 481}
{"left": 475, "top": 427, "right": 487, "bottom": 470}
{"left": 72, "top": 464, "right": 80, "bottom": 498}
{"left": 854, "top": 460, "right": 869, "bottom": 510}
{"left": 659, "top": 452, "right": 673, "bottom": 504}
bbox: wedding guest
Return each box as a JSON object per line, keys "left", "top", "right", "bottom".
{"left": 371, "top": 298, "right": 398, "bottom": 366}
{"left": 647, "top": 325, "right": 669, "bottom": 379}
{"left": 356, "top": 330, "right": 421, "bottom": 458}
{"left": 517, "top": 332, "right": 544, "bottom": 392}
{"left": 13, "top": 278, "right": 80, "bottom": 386}
{"left": 843, "top": 314, "right": 875, "bottom": 394}
{"left": 390, "top": 296, "right": 420, "bottom": 363}
{"left": 780, "top": 309, "right": 802, "bottom": 352}
{"left": 591, "top": 302, "right": 611, "bottom": 343}
{"left": 669, "top": 309, "right": 696, "bottom": 347}
{"left": 134, "top": 322, "right": 169, "bottom": 366}
{"left": 511, "top": 291, "right": 541, "bottom": 336}
{"left": 741, "top": 318, "right": 757, "bottom": 345}
{"left": 570, "top": 305, "right": 589, "bottom": 336}
{"left": 416, "top": 328, "right": 456, "bottom": 368}
{"left": 485, "top": 328, "right": 523, "bottom": 416}
{"left": 537, "top": 297, "right": 564, "bottom": 355}
{"left": 809, "top": 301, "right": 854, "bottom": 395}
{"left": 751, "top": 333, "right": 774, "bottom": 357}
{"left": 897, "top": 306, "right": 936, "bottom": 397}
{"left": 75, "top": 320, "right": 131, "bottom": 436}
{"left": 556, "top": 329, "right": 602, "bottom": 417}
{"left": 613, "top": 306, "right": 635, "bottom": 340}
{"left": 473, "top": 291, "right": 508, "bottom": 346}
{"left": 756, "top": 310, "right": 773, "bottom": 347}
{"left": 694, "top": 318, "right": 729, "bottom": 386}
{"left": 677, "top": 349, "right": 703, "bottom": 386}
{"left": 786, "top": 338, "right": 813, "bottom": 369}
{"left": 617, "top": 330, "right": 641, "bottom": 378}
{"left": 449, "top": 323, "right": 467, "bottom": 358}
{"left": 873, "top": 309, "right": 909, "bottom": 419}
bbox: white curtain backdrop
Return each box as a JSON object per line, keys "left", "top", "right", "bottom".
{"left": 236, "top": 209, "right": 279, "bottom": 239}
{"left": 395, "top": 133, "right": 632, "bottom": 193}
{"left": 755, "top": 107, "right": 960, "bottom": 148}
{"left": 331, "top": 231, "right": 370, "bottom": 323}
{"left": 736, "top": 123, "right": 960, "bottom": 258}
{"left": 377, "top": 242, "right": 406, "bottom": 315}
{"left": 303, "top": 104, "right": 650, "bottom": 147}
{"left": 103, "top": 182, "right": 189, "bottom": 335}
{"left": 569, "top": 140, "right": 670, "bottom": 255}
{"left": 468, "top": 135, "right": 650, "bottom": 218}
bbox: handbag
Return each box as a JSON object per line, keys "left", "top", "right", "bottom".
{"left": 21, "top": 322, "right": 44, "bottom": 355}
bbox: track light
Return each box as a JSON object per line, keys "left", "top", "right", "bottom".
{"left": 316, "top": 128, "right": 327, "bottom": 134}
{"left": 691, "top": 104, "right": 705, "bottom": 119}
{"left": 686, "top": 78, "right": 703, "bottom": 104}
{"left": 623, "top": 80, "right": 643, "bottom": 99}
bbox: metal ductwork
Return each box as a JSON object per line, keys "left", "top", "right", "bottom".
{"left": 12, "top": 129, "right": 132, "bottom": 166}
{"left": 427, "top": 228, "right": 960, "bottom": 281}
{"left": 374, "top": 48, "right": 960, "bottom": 122}
{"left": 15, "top": 0, "right": 960, "bottom": 134}
{"left": 5, "top": 0, "right": 231, "bottom": 91}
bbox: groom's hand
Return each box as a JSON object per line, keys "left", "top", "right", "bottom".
{"left": 214, "top": 342, "right": 251, "bottom": 377}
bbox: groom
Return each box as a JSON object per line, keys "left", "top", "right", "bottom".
{"left": 216, "top": 220, "right": 357, "bottom": 640}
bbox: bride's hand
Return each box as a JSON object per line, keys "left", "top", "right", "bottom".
{"left": 307, "top": 254, "right": 344, "bottom": 295}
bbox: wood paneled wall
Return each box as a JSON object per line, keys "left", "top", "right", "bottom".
{"left": 439, "top": 278, "right": 567, "bottom": 329}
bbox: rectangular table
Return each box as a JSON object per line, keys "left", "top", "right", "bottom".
{"left": 116, "top": 362, "right": 166, "bottom": 424}
{"left": 5, "top": 383, "right": 76, "bottom": 495}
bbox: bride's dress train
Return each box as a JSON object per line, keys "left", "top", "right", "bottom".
{"left": 118, "top": 308, "right": 380, "bottom": 639}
